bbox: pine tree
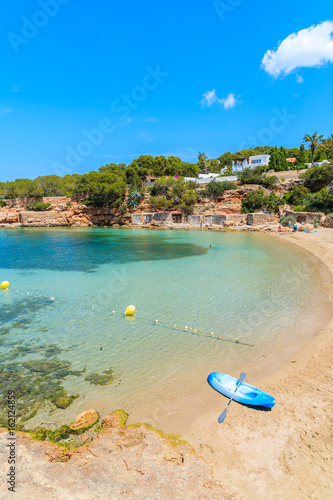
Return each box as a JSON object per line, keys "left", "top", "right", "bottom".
{"left": 297, "top": 144, "right": 307, "bottom": 164}
{"left": 268, "top": 148, "right": 278, "bottom": 170}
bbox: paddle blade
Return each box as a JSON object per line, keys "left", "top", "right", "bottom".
{"left": 218, "top": 409, "right": 227, "bottom": 423}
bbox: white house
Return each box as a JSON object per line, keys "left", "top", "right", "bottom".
{"left": 184, "top": 175, "right": 237, "bottom": 184}
{"left": 231, "top": 154, "right": 271, "bottom": 173}
{"left": 305, "top": 159, "right": 330, "bottom": 168}
{"left": 198, "top": 173, "right": 220, "bottom": 179}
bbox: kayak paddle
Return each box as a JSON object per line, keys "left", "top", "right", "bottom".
{"left": 218, "top": 372, "right": 246, "bottom": 423}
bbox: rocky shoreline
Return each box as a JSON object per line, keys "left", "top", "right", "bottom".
{"left": 0, "top": 188, "right": 331, "bottom": 231}
{"left": 0, "top": 409, "right": 234, "bottom": 499}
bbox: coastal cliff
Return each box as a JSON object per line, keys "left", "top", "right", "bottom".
{"left": 0, "top": 185, "right": 328, "bottom": 229}
{"left": 0, "top": 187, "right": 272, "bottom": 228}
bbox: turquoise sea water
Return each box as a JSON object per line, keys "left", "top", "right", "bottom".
{"left": 0, "top": 228, "right": 328, "bottom": 426}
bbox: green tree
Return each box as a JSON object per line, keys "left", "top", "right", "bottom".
{"left": 268, "top": 148, "right": 278, "bottom": 170}
{"left": 165, "top": 156, "right": 182, "bottom": 176}
{"left": 217, "top": 151, "right": 233, "bottom": 169}
{"left": 303, "top": 132, "right": 324, "bottom": 166}
{"left": 35, "top": 175, "right": 65, "bottom": 197}
{"left": 204, "top": 179, "right": 237, "bottom": 200}
{"left": 198, "top": 152, "right": 209, "bottom": 174}
{"left": 152, "top": 156, "right": 167, "bottom": 176}
{"left": 297, "top": 144, "right": 307, "bottom": 164}
{"left": 322, "top": 134, "right": 333, "bottom": 160}
{"left": 131, "top": 155, "right": 155, "bottom": 171}
{"left": 77, "top": 172, "right": 126, "bottom": 207}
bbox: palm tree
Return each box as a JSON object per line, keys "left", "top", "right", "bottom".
{"left": 303, "top": 132, "right": 324, "bottom": 166}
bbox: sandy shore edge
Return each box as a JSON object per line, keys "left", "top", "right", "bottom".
{"left": 176, "top": 229, "right": 333, "bottom": 499}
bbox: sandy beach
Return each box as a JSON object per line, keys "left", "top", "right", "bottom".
{"left": 144, "top": 228, "right": 333, "bottom": 499}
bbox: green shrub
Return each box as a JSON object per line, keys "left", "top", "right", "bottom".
{"left": 119, "top": 204, "right": 127, "bottom": 215}
{"left": 241, "top": 190, "right": 282, "bottom": 214}
{"left": 127, "top": 189, "right": 142, "bottom": 209}
{"left": 25, "top": 202, "right": 51, "bottom": 212}
{"left": 280, "top": 215, "right": 296, "bottom": 227}
{"left": 300, "top": 163, "right": 333, "bottom": 189}
{"left": 148, "top": 196, "right": 174, "bottom": 210}
{"left": 306, "top": 187, "right": 333, "bottom": 211}
{"left": 0, "top": 200, "right": 6, "bottom": 208}
{"left": 204, "top": 179, "right": 237, "bottom": 199}
{"left": 293, "top": 205, "right": 307, "bottom": 212}
{"left": 66, "top": 201, "right": 72, "bottom": 208}
{"left": 241, "top": 190, "right": 264, "bottom": 213}
{"left": 238, "top": 167, "right": 278, "bottom": 188}
{"left": 314, "top": 223, "right": 318, "bottom": 228}
{"left": 283, "top": 185, "right": 310, "bottom": 206}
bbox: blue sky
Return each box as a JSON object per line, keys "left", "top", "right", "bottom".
{"left": 1, "top": 0, "right": 333, "bottom": 181}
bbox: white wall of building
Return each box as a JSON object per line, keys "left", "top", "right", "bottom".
{"left": 231, "top": 154, "right": 271, "bottom": 173}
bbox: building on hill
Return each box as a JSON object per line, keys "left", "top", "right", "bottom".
{"left": 231, "top": 154, "right": 271, "bottom": 173}
{"left": 198, "top": 173, "right": 220, "bottom": 179}
{"left": 305, "top": 159, "right": 331, "bottom": 168}
{"left": 286, "top": 157, "right": 296, "bottom": 165}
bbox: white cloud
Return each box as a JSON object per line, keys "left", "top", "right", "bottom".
{"left": 261, "top": 21, "right": 333, "bottom": 77}
{"left": 200, "top": 89, "right": 238, "bottom": 110}
{"left": 223, "top": 93, "right": 237, "bottom": 109}
{"left": 201, "top": 89, "right": 218, "bottom": 107}
{"left": 296, "top": 75, "right": 304, "bottom": 83}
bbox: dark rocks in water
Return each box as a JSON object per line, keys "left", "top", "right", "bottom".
{"left": 55, "top": 395, "right": 79, "bottom": 409}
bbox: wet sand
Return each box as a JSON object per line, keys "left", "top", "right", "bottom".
{"left": 132, "top": 228, "right": 333, "bottom": 499}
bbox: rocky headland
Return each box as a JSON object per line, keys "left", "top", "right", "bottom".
{"left": 0, "top": 409, "right": 234, "bottom": 499}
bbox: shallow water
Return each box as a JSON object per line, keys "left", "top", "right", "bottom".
{"left": 0, "top": 228, "right": 327, "bottom": 427}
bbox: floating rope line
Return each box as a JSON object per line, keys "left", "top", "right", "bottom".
{"left": 134, "top": 315, "right": 254, "bottom": 347}
{"left": 1, "top": 288, "right": 253, "bottom": 346}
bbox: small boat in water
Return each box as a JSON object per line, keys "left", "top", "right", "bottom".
{"left": 208, "top": 372, "right": 276, "bottom": 408}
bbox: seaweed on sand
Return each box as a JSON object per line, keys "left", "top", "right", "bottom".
{"left": 0, "top": 358, "right": 82, "bottom": 427}
{"left": 84, "top": 367, "right": 117, "bottom": 386}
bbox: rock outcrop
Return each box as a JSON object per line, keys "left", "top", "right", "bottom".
{"left": 0, "top": 411, "right": 233, "bottom": 499}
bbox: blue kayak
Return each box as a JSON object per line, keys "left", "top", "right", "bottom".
{"left": 208, "top": 372, "right": 276, "bottom": 408}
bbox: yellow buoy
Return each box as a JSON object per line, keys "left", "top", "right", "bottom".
{"left": 125, "top": 305, "right": 136, "bottom": 316}
{"left": 0, "top": 281, "right": 9, "bottom": 289}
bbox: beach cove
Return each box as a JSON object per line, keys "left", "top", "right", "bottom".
{"left": 0, "top": 227, "right": 332, "bottom": 498}
{"left": 145, "top": 228, "right": 333, "bottom": 499}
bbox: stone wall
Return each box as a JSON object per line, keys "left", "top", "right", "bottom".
{"left": 284, "top": 210, "right": 325, "bottom": 224}
{"left": 132, "top": 214, "right": 143, "bottom": 225}
{"left": 153, "top": 212, "right": 171, "bottom": 223}
{"left": 19, "top": 211, "right": 71, "bottom": 226}
{"left": 322, "top": 216, "right": 333, "bottom": 228}
{"left": 0, "top": 213, "right": 19, "bottom": 224}
{"left": 188, "top": 215, "right": 202, "bottom": 225}
{"left": 4, "top": 196, "right": 72, "bottom": 209}
{"left": 247, "top": 213, "right": 276, "bottom": 226}
{"left": 213, "top": 215, "right": 224, "bottom": 225}
{"left": 224, "top": 214, "right": 247, "bottom": 225}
